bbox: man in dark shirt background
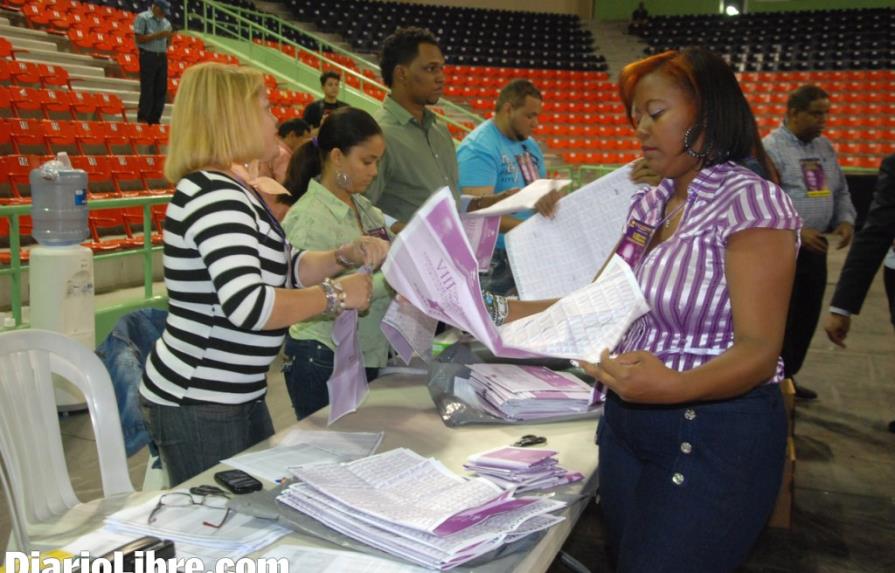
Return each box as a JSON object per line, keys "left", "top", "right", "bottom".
{"left": 629, "top": 2, "right": 649, "bottom": 35}
{"left": 303, "top": 71, "right": 348, "bottom": 131}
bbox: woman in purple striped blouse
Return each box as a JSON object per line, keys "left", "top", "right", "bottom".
{"left": 591, "top": 48, "right": 801, "bottom": 571}
{"left": 508, "top": 47, "right": 802, "bottom": 570}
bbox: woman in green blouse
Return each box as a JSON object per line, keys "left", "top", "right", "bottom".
{"left": 280, "top": 107, "right": 392, "bottom": 419}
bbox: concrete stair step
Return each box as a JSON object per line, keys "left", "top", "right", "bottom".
{"left": 17, "top": 47, "right": 117, "bottom": 70}
{"left": 7, "top": 35, "right": 58, "bottom": 52}
{"left": 71, "top": 74, "right": 139, "bottom": 91}
{"left": 0, "top": 22, "right": 65, "bottom": 45}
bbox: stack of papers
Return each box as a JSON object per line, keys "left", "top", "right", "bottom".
{"left": 97, "top": 492, "right": 289, "bottom": 564}
{"left": 381, "top": 187, "right": 649, "bottom": 364}
{"left": 222, "top": 430, "right": 385, "bottom": 483}
{"left": 277, "top": 448, "right": 566, "bottom": 570}
{"left": 466, "top": 364, "right": 597, "bottom": 421}
{"left": 465, "top": 447, "right": 583, "bottom": 493}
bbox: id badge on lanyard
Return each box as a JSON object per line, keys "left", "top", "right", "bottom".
{"left": 515, "top": 150, "right": 538, "bottom": 186}
{"left": 364, "top": 226, "right": 390, "bottom": 242}
{"left": 799, "top": 158, "right": 831, "bottom": 198}
{"left": 615, "top": 218, "right": 655, "bottom": 269}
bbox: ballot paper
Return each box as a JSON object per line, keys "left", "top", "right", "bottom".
{"left": 465, "top": 447, "right": 584, "bottom": 493}
{"left": 381, "top": 187, "right": 649, "bottom": 363}
{"left": 99, "top": 492, "right": 289, "bottom": 566}
{"left": 381, "top": 187, "right": 532, "bottom": 360}
{"left": 498, "top": 254, "right": 649, "bottom": 363}
{"left": 272, "top": 429, "right": 384, "bottom": 455}
{"left": 464, "top": 178, "right": 572, "bottom": 217}
{"left": 327, "top": 309, "right": 368, "bottom": 424}
{"left": 466, "top": 364, "right": 598, "bottom": 420}
{"left": 460, "top": 214, "right": 501, "bottom": 272}
{"left": 380, "top": 299, "right": 439, "bottom": 365}
{"left": 277, "top": 448, "right": 566, "bottom": 570}
{"left": 221, "top": 443, "right": 358, "bottom": 483}
{"left": 507, "top": 164, "right": 644, "bottom": 300}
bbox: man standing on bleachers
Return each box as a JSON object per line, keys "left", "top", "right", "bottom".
{"left": 134, "top": 0, "right": 173, "bottom": 125}
{"left": 303, "top": 71, "right": 348, "bottom": 131}
{"left": 457, "top": 79, "right": 549, "bottom": 295}
{"left": 764, "top": 84, "right": 856, "bottom": 400}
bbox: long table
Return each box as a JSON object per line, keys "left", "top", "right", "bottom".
{"left": 62, "top": 373, "right": 602, "bottom": 572}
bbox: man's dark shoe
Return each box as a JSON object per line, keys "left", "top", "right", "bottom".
{"left": 888, "top": 420, "right": 895, "bottom": 433}
{"left": 793, "top": 383, "right": 818, "bottom": 400}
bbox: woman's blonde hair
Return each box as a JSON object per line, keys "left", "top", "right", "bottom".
{"left": 164, "top": 62, "right": 268, "bottom": 182}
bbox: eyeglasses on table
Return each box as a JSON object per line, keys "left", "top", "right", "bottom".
{"left": 147, "top": 485, "right": 232, "bottom": 529}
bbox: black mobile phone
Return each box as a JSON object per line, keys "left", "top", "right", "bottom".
{"left": 214, "top": 469, "right": 263, "bottom": 494}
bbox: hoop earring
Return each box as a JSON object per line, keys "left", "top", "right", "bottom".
{"left": 682, "top": 126, "right": 709, "bottom": 159}
{"left": 336, "top": 171, "right": 352, "bottom": 190}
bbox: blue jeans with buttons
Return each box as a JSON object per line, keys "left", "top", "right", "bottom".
{"left": 597, "top": 383, "right": 787, "bottom": 572}
{"left": 282, "top": 336, "right": 379, "bottom": 421}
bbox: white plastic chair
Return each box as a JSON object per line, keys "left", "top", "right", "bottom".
{"left": 0, "top": 329, "right": 134, "bottom": 552}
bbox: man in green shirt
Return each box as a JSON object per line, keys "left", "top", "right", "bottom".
{"left": 364, "top": 27, "right": 460, "bottom": 229}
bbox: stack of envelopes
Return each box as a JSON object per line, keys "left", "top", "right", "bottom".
{"left": 467, "top": 364, "right": 596, "bottom": 420}
{"left": 465, "top": 447, "right": 583, "bottom": 493}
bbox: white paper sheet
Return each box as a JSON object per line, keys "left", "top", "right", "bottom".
{"left": 498, "top": 254, "right": 650, "bottom": 362}
{"left": 221, "top": 443, "right": 357, "bottom": 483}
{"left": 506, "top": 164, "right": 643, "bottom": 300}
{"left": 465, "top": 179, "right": 572, "bottom": 217}
{"left": 264, "top": 545, "right": 428, "bottom": 573}
{"left": 271, "top": 429, "right": 384, "bottom": 457}
{"left": 380, "top": 299, "right": 438, "bottom": 365}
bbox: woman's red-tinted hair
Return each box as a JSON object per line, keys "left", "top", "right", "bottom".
{"left": 616, "top": 47, "right": 776, "bottom": 180}
{"left": 618, "top": 50, "right": 699, "bottom": 125}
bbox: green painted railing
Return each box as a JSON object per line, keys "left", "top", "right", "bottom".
{"left": 0, "top": 195, "right": 170, "bottom": 344}
{"left": 184, "top": 0, "right": 483, "bottom": 134}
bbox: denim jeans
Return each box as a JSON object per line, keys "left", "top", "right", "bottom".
{"left": 95, "top": 307, "right": 167, "bottom": 457}
{"left": 141, "top": 397, "right": 274, "bottom": 486}
{"left": 597, "top": 384, "right": 787, "bottom": 572}
{"left": 282, "top": 337, "right": 379, "bottom": 421}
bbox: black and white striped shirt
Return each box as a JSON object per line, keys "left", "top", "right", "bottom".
{"left": 141, "top": 171, "right": 303, "bottom": 406}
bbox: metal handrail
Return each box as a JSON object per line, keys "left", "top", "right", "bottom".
{"left": 187, "top": 0, "right": 483, "bottom": 131}
{"left": 0, "top": 195, "right": 170, "bottom": 328}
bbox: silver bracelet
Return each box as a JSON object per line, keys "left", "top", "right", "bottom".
{"left": 321, "top": 278, "right": 346, "bottom": 316}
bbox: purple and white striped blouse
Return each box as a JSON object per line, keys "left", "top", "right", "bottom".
{"left": 616, "top": 161, "right": 802, "bottom": 384}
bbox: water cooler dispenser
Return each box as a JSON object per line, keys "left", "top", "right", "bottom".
{"left": 29, "top": 153, "right": 94, "bottom": 412}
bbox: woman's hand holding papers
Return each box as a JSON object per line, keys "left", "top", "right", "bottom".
{"left": 580, "top": 349, "right": 683, "bottom": 404}
{"left": 335, "top": 274, "right": 374, "bottom": 311}
{"left": 341, "top": 236, "right": 390, "bottom": 269}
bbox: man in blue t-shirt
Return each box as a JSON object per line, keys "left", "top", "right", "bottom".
{"left": 457, "top": 79, "right": 558, "bottom": 295}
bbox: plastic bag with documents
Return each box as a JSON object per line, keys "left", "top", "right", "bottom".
{"left": 426, "top": 344, "right": 603, "bottom": 427}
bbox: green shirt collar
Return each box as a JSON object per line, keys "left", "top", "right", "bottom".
{"left": 383, "top": 96, "right": 436, "bottom": 130}
{"left": 306, "top": 178, "right": 353, "bottom": 220}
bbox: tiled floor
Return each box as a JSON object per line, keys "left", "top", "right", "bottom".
{"left": 1, "top": 245, "right": 893, "bottom": 571}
